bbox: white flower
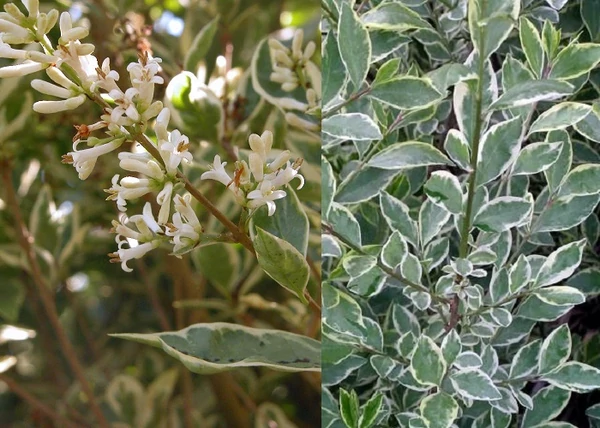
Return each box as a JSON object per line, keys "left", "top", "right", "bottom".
{"left": 268, "top": 162, "right": 305, "bottom": 190}
{"left": 118, "top": 152, "right": 165, "bottom": 180}
{"left": 91, "top": 58, "right": 120, "bottom": 92}
{"left": 165, "top": 194, "right": 203, "bottom": 255}
{"left": 63, "top": 138, "right": 123, "bottom": 180}
{"left": 110, "top": 241, "right": 159, "bottom": 272}
{"left": 156, "top": 181, "right": 173, "bottom": 225}
{"left": 109, "top": 202, "right": 163, "bottom": 272}
{"left": 201, "top": 155, "right": 233, "bottom": 187}
{"left": 246, "top": 180, "right": 286, "bottom": 216}
{"left": 105, "top": 174, "right": 155, "bottom": 212}
{"left": 155, "top": 107, "right": 170, "bottom": 142}
{"left": 159, "top": 129, "right": 193, "bottom": 175}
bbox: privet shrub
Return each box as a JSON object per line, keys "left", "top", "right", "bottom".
{"left": 322, "top": 0, "right": 600, "bottom": 427}
{"left": 0, "top": 0, "right": 320, "bottom": 426}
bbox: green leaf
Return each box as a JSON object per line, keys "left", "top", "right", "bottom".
{"left": 105, "top": 374, "right": 144, "bottom": 425}
{"left": 468, "top": 0, "right": 520, "bottom": 59}
{"left": 380, "top": 191, "right": 419, "bottom": 246}
{"left": 450, "top": 368, "right": 502, "bottom": 401}
{"left": 338, "top": 3, "right": 371, "bottom": 87}
{"left": 369, "top": 77, "right": 443, "bottom": 110}
{"left": 419, "top": 392, "right": 459, "bottom": 428}
{"left": 110, "top": 323, "right": 320, "bottom": 374}
{"left": 323, "top": 33, "right": 347, "bottom": 106}
{"left": 323, "top": 113, "right": 382, "bottom": 141}
{"left": 340, "top": 389, "right": 360, "bottom": 428}
{"left": 419, "top": 198, "right": 451, "bottom": 247}
{"left": 510, "top": 255, "right": 532, "bottom": 293}
{"left": 474, "top": 196, "right": 532, "bottom": 233}
{"left": 444, "top": 129, "right": 471, "bottom": 171}
{"left": 424, "top": 171, "right": 463, "bottom": 215}
{"left": 529, "top": 102, "right": 592, "bottom": 134}
{"left": 522, "top": 385, "right": 571, "bottom": 428}
{"left": 184, "top": 16, "right": 220, "bottom": 73}
{"left": 367, "top": 142, "right": 450, "bottom": 170}
{"left": 582, "top": 0, "right": 600, "bottom": 42}
{"left": 509, "top": 339, "right": 541, "bottom": 379}
{"left": 491, "top": 80, "right": 574, "bottom": 110}
{"left": 534, "top": 240, "right": 586, "bottom": 287}
{"left": 543, "top": 362, "right": 600, "bottom": 393}
{"left": 534, "top": 286, "right": 586, "bottom": 306}
{"left": 253, "top": 227, "right": 310, "bottom": 303}
{"left": 0, "top": 280, "right": 25, "bottom": 322}
{"left": 539, "top": 324, "right": 571, "bottom": 374}
{"left": 335, "top": 167, "right": 398, "bottom": 204}
{"left": 329, "top": 202, "right": 362, "bottom": 248}
{"left": 476, "top": 117, "right": 524, "bottom": 186}
{"left": 410, "top": 336, "right": 446, "bottom": 387}
{"left": 361, "top": 2, "right": 431, "bottom": 31}
{"left": 453, "top": 78, "right": 479, "bottom": 145}
{"left": 193, "top": 243, "right": 239, "bottom": 293}
{"left": 323, "top": 157, "right": 336, "bottom": 219}
{"left": 545, "top": 130, "right": 572, "bottom": 193}
{"left": 251, "top": 188, "right": 309, "bottom": 256}
{"left": 323, "top": 283, "right": 367, "bottom": 341}
{"left": 513, "top": 142, "right": 563, "bottom": 175}
{"left": 520, "top": 17, "right": 545, "bottom": 78}
{"left": 558, "top": 164, "right": 600, "bottom": 197}
{"left": 574, "top": 104, "right": 600, "bottom": 143}
{"left": 359, "top": 393, "right": 384, "bottom": 428}
{"left": 537, "top": 192, "right": 600, "bottom": 232}
{"left": 518, "top": 296, "right": 575, "bottom": 322}
{"left": 549, "top": 43, "right": 600, "bottom": 80}
{"left": 381, "top": 231, "right": 407, "bottom": 270}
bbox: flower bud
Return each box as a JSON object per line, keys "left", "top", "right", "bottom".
{"left": 33, "top": 94, "right": 86, "bottom": 113}
{"left": 4, "top": 4, "right": 26, "bottom": 21}
{"left": 23, "top": 0, "right": 39, "bottom": 18}
{"left": 0, "top": 18, "right": 29, "bottom": 39}
{"left": 41, "top": 9, "right": 59, "bottom": 34}
{"left": 249, "top": 152, "right": 264, "bottom": 182}
{"left": 269, "top": 150, "right": 291, "bottom": 171}
{"left": 59, "top": 27, "right": 88, "bottom": 44}
{"left": 292, "top": 30, "right": 304, "bottom": 60}
{"left": 303, "top": 41, "right": 316, "bottom": 61}
{"left": 0, "top": 61, "right": 45, "bottom": 77}
{"left": 31, "top": 79, "right": 72, "bottom": 98}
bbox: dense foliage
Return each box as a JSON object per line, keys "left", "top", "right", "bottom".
{"left": 321, "top": 0, "right": 600, "bottom": 427}
{"left": 0, "top": 0, "right": 320, "bottom": 427}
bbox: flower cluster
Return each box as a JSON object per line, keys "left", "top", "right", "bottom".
{"left": 0, "top": 0, "right": 203, "bottom": 269}
{"left": 268, "top": 29, "right": 321, "bottom": 131}
{"left": 201, "top": 130, "right": 304, "bottom": 216}
{"left": 0, "top": 0, "right": 305, "bottom": 270}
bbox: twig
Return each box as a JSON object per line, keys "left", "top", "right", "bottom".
{"left": 1, "top": 162, "right": 108, "bottom": 428}
{"left": 322, "top": 86, "right": 372, "bottom": 118}
{"left": 322, "top": 222, "right": 449, "bottom": 305}
{"left": 0, "top": 374, "right": 81, "bottom": 428}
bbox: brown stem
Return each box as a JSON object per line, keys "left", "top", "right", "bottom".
{"left": 1, "top": 162, "right": 108, "bottom": 428}
{"left": 170, "top": 262, "right": 194, "bottom": 428}
{"left": 0, "top": 375, "right": 81, "bottom": 428}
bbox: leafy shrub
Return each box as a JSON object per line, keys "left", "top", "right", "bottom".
{"left": 0, "top": 0, "right": 320, "bottom": 426}
{"left": 322, "top": 0, "right": 600, "bottom": 427}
